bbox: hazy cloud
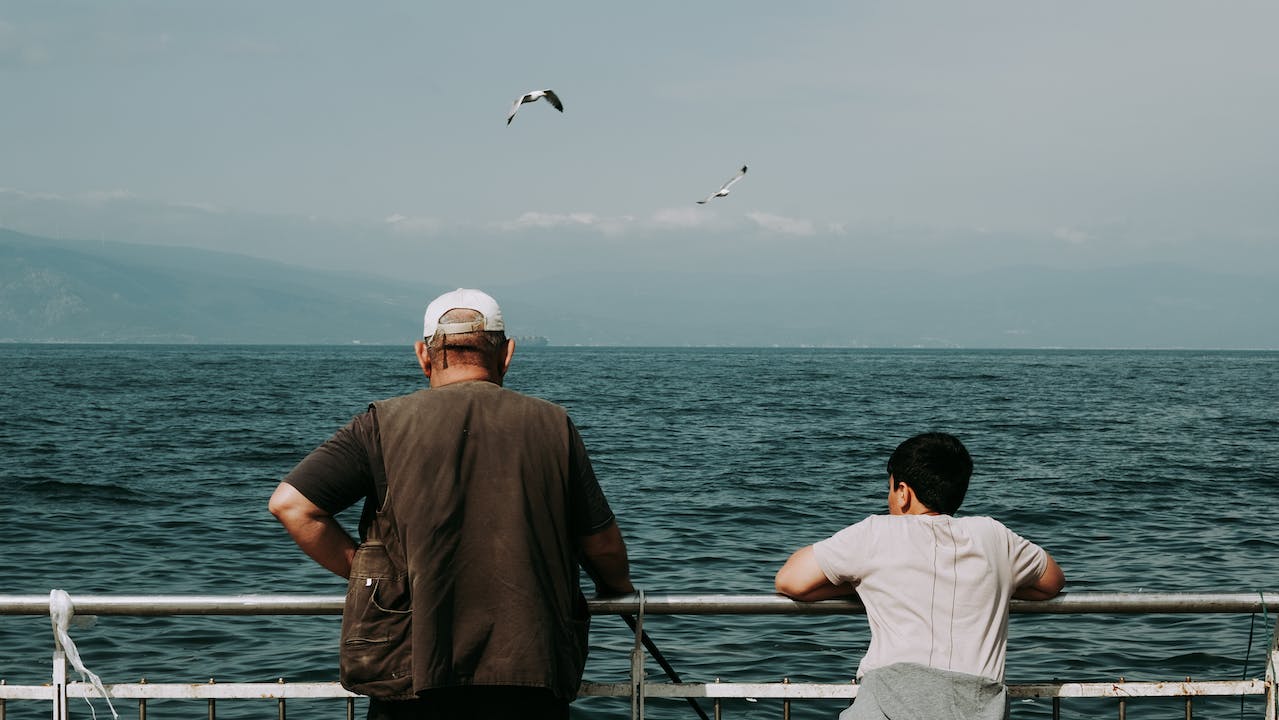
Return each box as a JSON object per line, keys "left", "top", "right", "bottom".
{"left": 746, "top": 211, "right": 817, "bottom": 236}
{"left": 649, "top": 207, "right": 712, "bottom": 229}
{"left": 494, "top": 211, "right": 634, "bottom": 235}
{"left": 1052, "top": 226, "right": 1092, "bottom": 245}
{"left": 490, "top": 208, "right": 764, "bottom": 236}
{"left": 499, "top": 212, "right": 597, "bottom": 230}
{"left": 594, "top": 216, "right": 635, "bottom": 236}
{"left": 2, "top": 187, "right": 141, "bottom": 206}
{"left": 169, "top": 200, "right": 225, "bottom": 214}
{"left": 0, "top": 187, "right": 64, "bottom": 202}
{"left": 385, "top": 213, "right": 441, "bottom": 235}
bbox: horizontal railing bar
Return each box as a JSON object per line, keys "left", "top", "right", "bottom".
{"left": 582, "top": 679, "right": 1270, "bottom": 699}
{"left": 548, "top": 682, "right": 864, "bottom": 700}
{"left": 1010, "top": 680, "right": 1268, "bottom": 698}
{"left": 582, "top": 683, "right": 861, "bottom": 699}
{"left": 3, "top": 680, "right": 1265, "bottom": 702}
{"left": 0, "top": 592, "right": 1273, "bottom": 616}
{"left": 590, "top": 592, "right": 1277, "bottom": 615}
{"left": 0, "top": 686, "right": 54, "bottom": 700}
{"left": 63, "top": 683, "right": 360, "bottom": 700}
{"left": 0, "top": 595, "right": 342, "bottom": 616}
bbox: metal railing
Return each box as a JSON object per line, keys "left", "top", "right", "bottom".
{"left": 1, "top": 592, "right": 1276, "bottom": 719}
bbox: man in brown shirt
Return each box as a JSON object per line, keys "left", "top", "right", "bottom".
{"left": 270, "top": 288, "right": 634, "bottom": 720}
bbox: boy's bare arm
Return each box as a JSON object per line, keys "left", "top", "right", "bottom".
{"left": 1013, "top": 553, "right": 1065, "bottom": 600}
{"left": 775, "top": 545, "right": 859, "bottom": 602}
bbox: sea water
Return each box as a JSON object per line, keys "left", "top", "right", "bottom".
{"left": 1, "top": 345, "right": 1276, "bottom": 719}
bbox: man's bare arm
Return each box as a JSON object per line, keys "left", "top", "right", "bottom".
{"left": 1013, "top": 553, "right": 1065, "bottom": 600}
{"left": 580, "top": 521, "right": 635, "bottom": 596}
{"left": 775, "top": 545, "right": 859, "bottom": 602}
{"left": 268, "top": 481, "right": 358, "bottom": 579}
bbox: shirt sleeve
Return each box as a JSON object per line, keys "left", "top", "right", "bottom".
{"left": 567, "top": 418, "right": 616, "bottom": 536}
{"left": 1003, "top": 524, "right": 1050, "bottom": 589}
{"left": 282, "top": 409, "right": 378, "bottom": 516}
{"left": 811, "top": 517, "right": 874, "bottom": 586}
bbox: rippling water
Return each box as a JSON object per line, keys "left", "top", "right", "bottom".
{"left": 2, "top": 345, "right": 1276, "bottom": 719}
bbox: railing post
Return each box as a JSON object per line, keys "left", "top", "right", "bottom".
{"left": 52, "top": 647, "right": 67, "bottom": 720}
{"left": 1117, "top": 676, "right": 1125, "bottom": 720}
{"left": 630, "top": 591, "right": 646, "bottom": 720}
{"left": 1266, "top": 607, "right": 1278, "bottom": 720}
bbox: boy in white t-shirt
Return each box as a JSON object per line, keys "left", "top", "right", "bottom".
{"left": 775, "top": 432, "right": 1065, "bottom": 720}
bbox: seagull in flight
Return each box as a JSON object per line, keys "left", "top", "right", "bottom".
{"left": 696, "top": 165, "right": 748, "bottom": 204}
{"left": 507, "top": 89, "right": 564, "bottom": 125}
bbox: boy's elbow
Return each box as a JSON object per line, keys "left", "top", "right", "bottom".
{"left": 774, "top": 569, "right": 806, "bottom": 599}
{"left": 775, "top": 545, "right": 826, "bottom": 599}
{"left": 1044, "top": 568, "right": 1066, "bottom": 597}
{"left": 776, "top": 583, "right": 803, "bottom": 599}
{"left": 1041, "top": 556, "right": 1066, "bottom": 595}
{"left": 774, "top": 576, "right": 791, "bottom": 597}
{"left": 1017, "top": 557, "right": 1066, "bottom": 600}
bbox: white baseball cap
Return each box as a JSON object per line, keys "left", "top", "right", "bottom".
{"left": 422, "top": 288, "right": 505, "bottom": 340}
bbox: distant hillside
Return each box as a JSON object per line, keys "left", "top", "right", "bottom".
{"left": 2, "top": 228, "right": 1275, "bottom": 347}
{"left": 0, "top": 229, "right": 435, "bottom": 344}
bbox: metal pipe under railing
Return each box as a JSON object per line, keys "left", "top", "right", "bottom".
{"left": 0, "top": 591, "right": 1274, "bottom": 616}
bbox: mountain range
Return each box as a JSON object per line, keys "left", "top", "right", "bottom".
{"left": 2, "top": 228, "right": 1274, "bottom": 348}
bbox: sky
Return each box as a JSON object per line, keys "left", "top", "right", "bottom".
{"left": 2, "top": 2, "right": 1278, "bottom": 288}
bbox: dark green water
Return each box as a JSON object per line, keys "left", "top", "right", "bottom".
{"left": 2, "top": 345, "right": 1276, "bottom": 718}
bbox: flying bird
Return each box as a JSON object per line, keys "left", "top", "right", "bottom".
{"left": 507, "top": 89, "right": 564, "bottom": 125}
{"left": 696, "top": 165, "right": 748, "bottom": 204}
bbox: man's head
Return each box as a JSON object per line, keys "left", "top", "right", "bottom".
{"left": 886, "top": 432, "right": 972, "bottom": 515}
{"left": 415, "top": 288, "right": 514, "bottom": 386}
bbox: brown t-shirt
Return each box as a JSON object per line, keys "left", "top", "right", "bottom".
{"left": 284, "top": 381, "right": 616, "bottom": 699}
{"left": 284, "top": 388, "right": 615, "bottom": 541}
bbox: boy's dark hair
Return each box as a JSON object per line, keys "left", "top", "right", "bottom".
{"left": 886, "top": 432, "right": 973, "bottom": 515}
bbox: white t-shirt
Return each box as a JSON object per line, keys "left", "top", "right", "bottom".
{"left": 812, "top": 514, "right": 1047, "bottom": 682}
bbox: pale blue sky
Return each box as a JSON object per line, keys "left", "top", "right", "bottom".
{"left": 2, "top": 2, "right": 1277, "bottom": 287}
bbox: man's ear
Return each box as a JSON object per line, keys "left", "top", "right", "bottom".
{"left": 415, "top": 340, "right": 432, "bottom": 379}
{"left": 499, "top": 338, "right": 516, "bottom": 376}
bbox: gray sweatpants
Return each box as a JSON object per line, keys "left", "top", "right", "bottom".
{"left": 841, "top": 662, "right": 1008, "bottom": 720}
